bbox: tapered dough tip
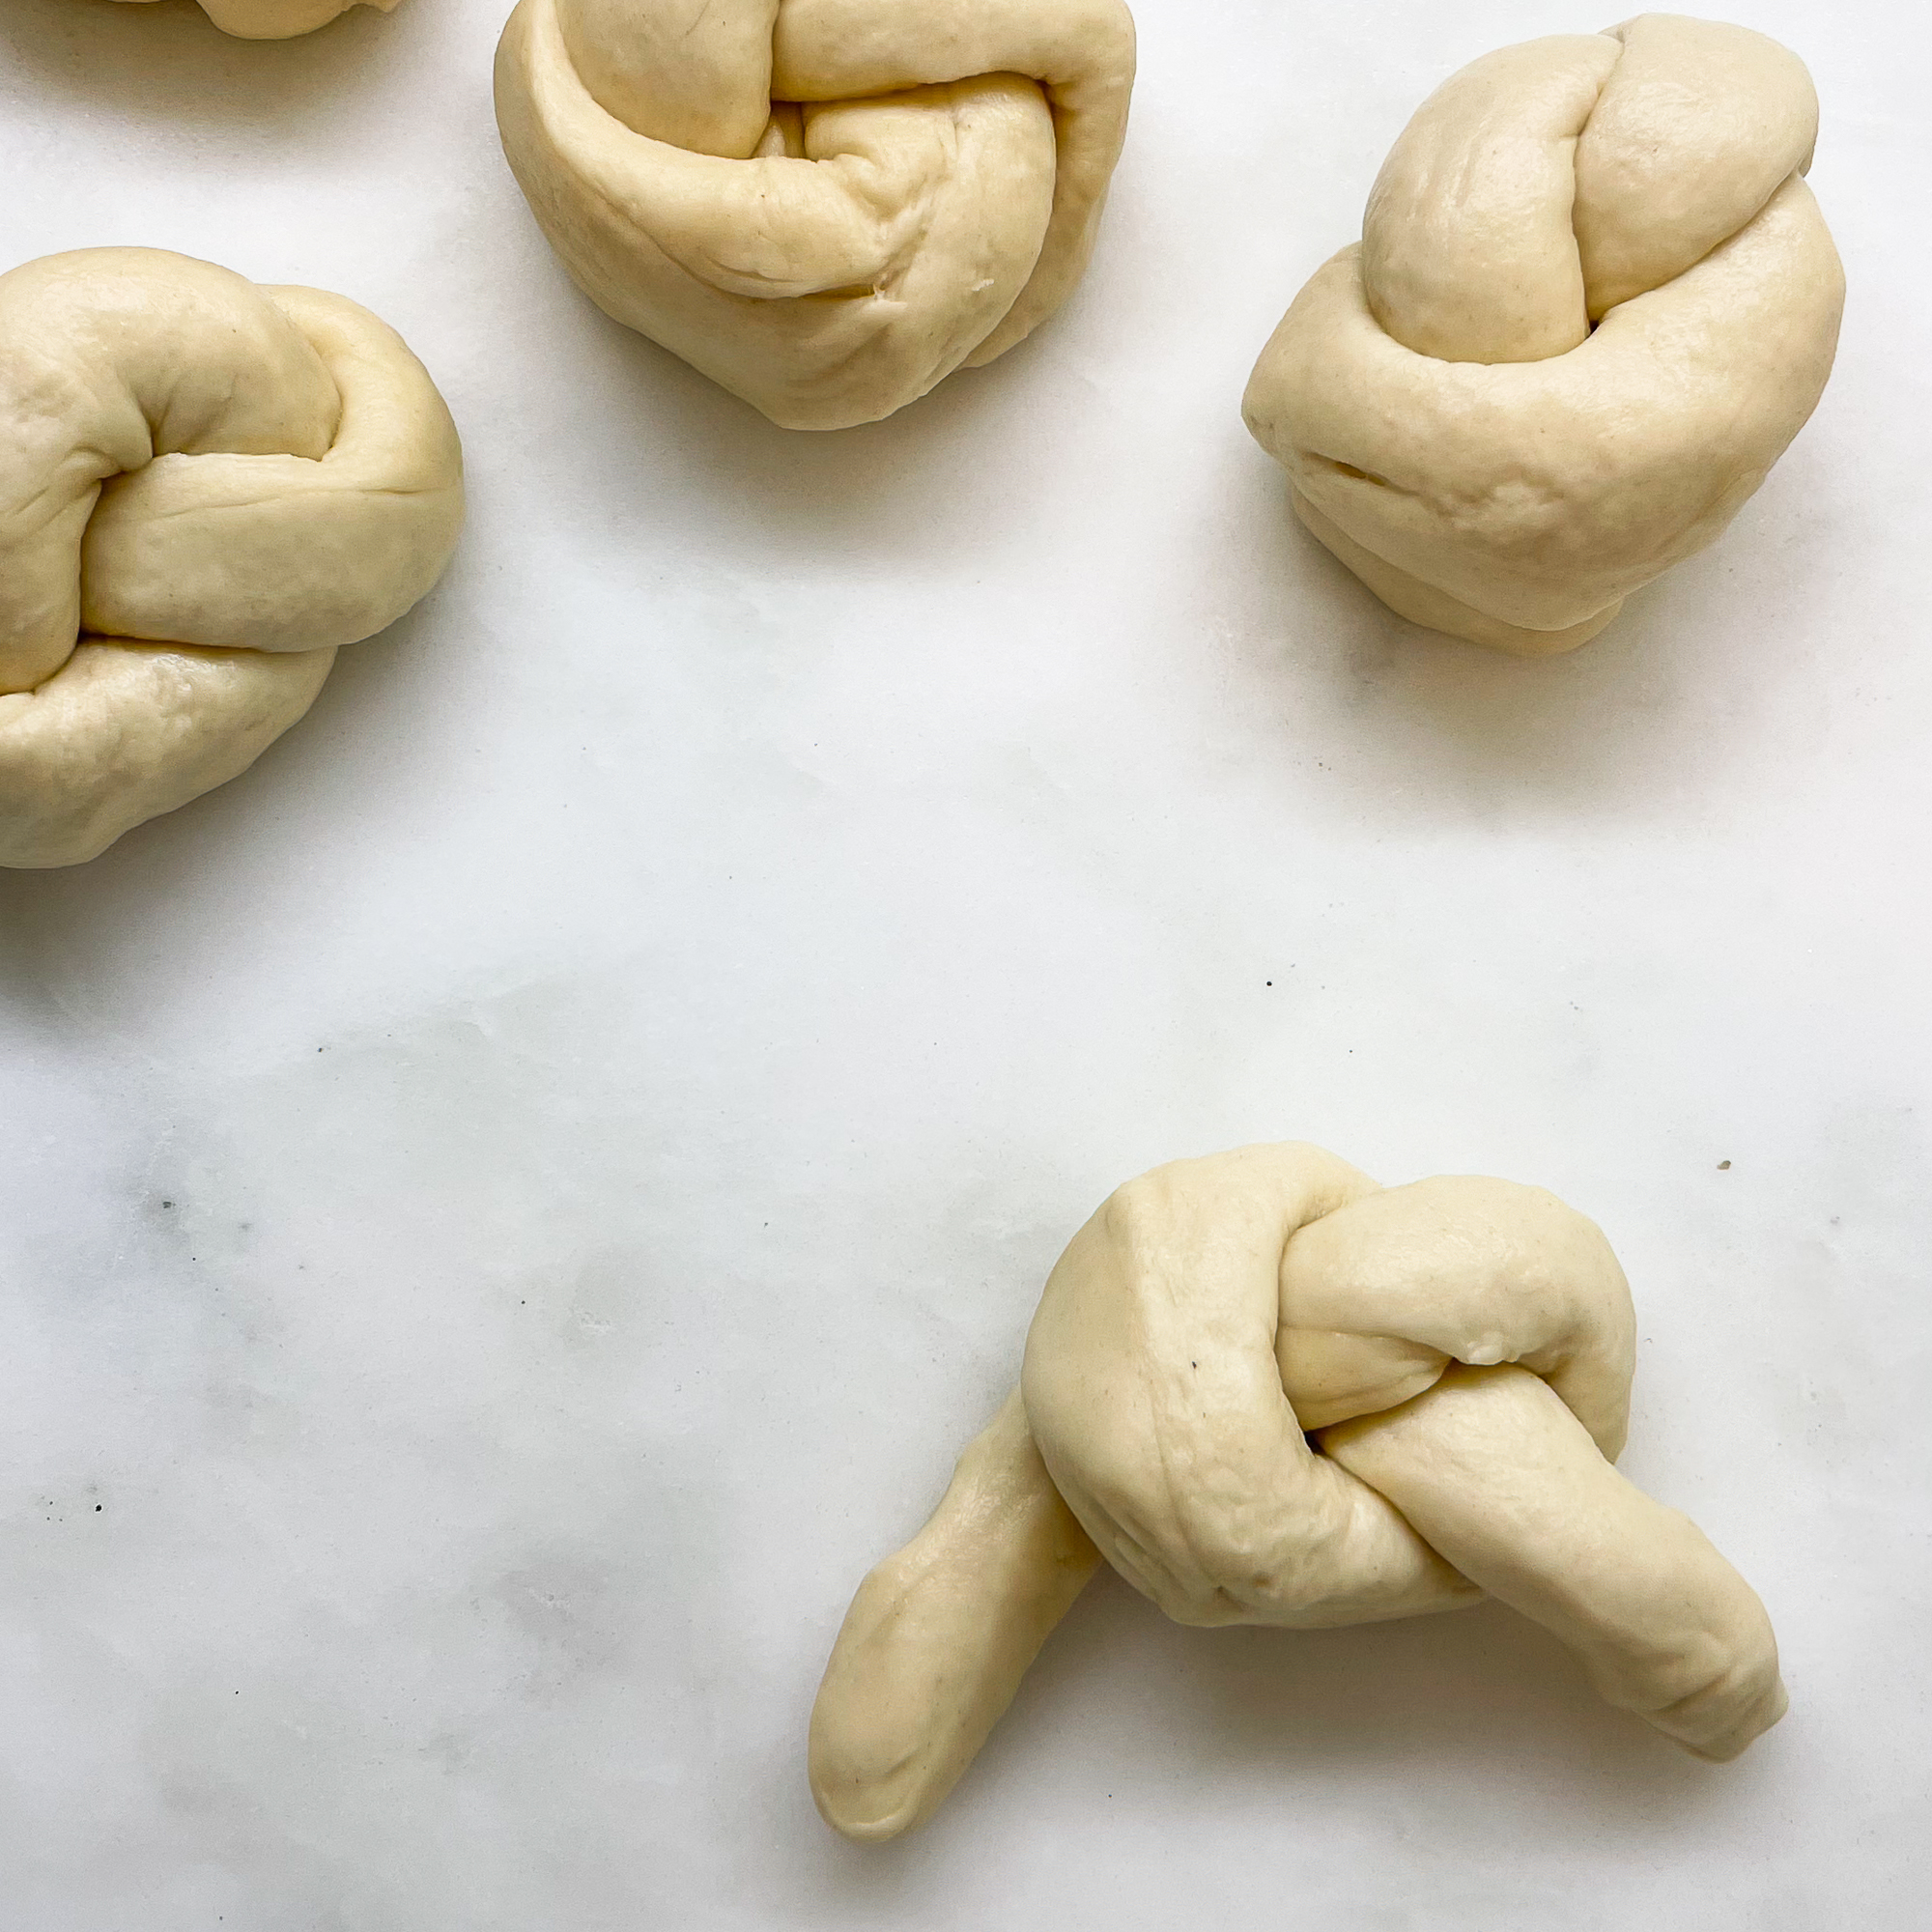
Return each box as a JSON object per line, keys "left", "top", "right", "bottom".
{"left": 1670, "top": 1668, "right": 1789, "bottom": 1764}
{"left": 808, "top": 1772, "right": 925, "bottom": 1843}
{"left": 807, "top": 1697, "right": 945, "bottom": 1841}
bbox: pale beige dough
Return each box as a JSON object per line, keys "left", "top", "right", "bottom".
{"left": 1242, "top": 15, "right": 1845, "bottom": 654}
{"left": 0, "top": 249, "right": 464, "bottom": 869}
{"left": 494, "top": 0, "right": 1137, "bottom": 430}
{"left": 810, "top": 1143, "right": 1785, "bottom": 1840}
{"left": 100, "top": 0, "right": 399, "bottom": 37}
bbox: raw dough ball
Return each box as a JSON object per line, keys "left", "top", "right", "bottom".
{"left": 0, "top": 248, "right": 464, "bottom": 868}
{"left": 1242, "top": 15, "right": 1844, "bottom": 655}
{"left": 101, "top": 0, "right": 399, "bottom": 38}
{"left": 494, "top": 0, "right": 1137, "bottom": 430}
{"left": 810, "top": 1143, "right": 1786, "bottom": 1839}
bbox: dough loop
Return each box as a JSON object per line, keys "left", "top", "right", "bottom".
{"left": 811, "top": 1143, "right": 1786, "bottom": 1839}
{"left": 0, "top": 249, "right": 464, "bottom": 868}
{"left": 1242, "top": 14, "right": 1844, "bottom": 654}
{"left": 494, "top": 0, "right": 1136, "bottom": 429}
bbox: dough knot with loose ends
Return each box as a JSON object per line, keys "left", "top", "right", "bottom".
{"left": 0, "top": 249, "right": 464, "bottom": 869}
{"left": 103, "top": 0, "right": 400, "bottom": 39}
{"left": 810, "top": 1143, "right": 1786, "bottom": 1839}
{"left": 1242, "top": 14, "right": 1844, "bottom": 655}
{"left": 494, "top": 0, "right": 1136, "bottom": 430}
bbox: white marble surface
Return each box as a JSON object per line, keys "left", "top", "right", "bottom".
{"left": 1, "top": 0, "right": 1927, "bottom": 1923}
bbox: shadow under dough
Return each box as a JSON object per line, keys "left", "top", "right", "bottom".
{"left": 0, "top": 599, "right": 437, "bottom": 1002}
{"left": 1229, "top": 463, "right": 1797, "bottom": 828}
{"left": 0, "top": 0, "right": 403, "bottom": 129}
{"left": 959, "top": 1571, "right": 1740, "bottom": 1830}
{"left": 531, "top": 260, "right": 1071, "bottom": 573}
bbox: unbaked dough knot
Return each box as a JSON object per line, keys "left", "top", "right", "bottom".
{"left": 1242, "top": 14, "right": 1844, "bottom": 654}
{"left": 494, "top": 0, "right": 1137, "bottom": 429}
{"left": 810, "top": 1144, "right": 1787, "bottom": 1839}
{"left": 0, "top": 248, "right": 464, "bottom": 868}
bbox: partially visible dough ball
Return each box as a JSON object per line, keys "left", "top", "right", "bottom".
{"left": 0, "top": 248, "right": 465, "bottom": 868}
{"left": 101, "top": 0, "right": 400, "bottom": 38}
{"left": 494, "top": 0, "right": 1137, "bottom": 430}
{"left": 1243, "top": 15, "right": 1845, "bottom": 655}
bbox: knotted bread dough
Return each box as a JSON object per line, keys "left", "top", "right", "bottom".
{"left": 0, "top": 249, "right": 464, "bottom": 869}
{"left": 810, "top": 1143, "right": 1785, "bottom": 1839}
{"left": 1242, "top": 15, "right": 1844, "bottom": 654}
{"left": 494, "top": 0, "right": 1136, "bottom": 430}
{"left": 101, "top": 0, "right": 399, "bottom": 37}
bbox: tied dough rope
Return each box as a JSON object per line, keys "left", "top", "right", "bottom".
{"left": 1242, "top": 14, "right": 1845, "bottom": 655}
{"left": 494, "top": 0, "right": 1136, "bottom": 430}
{"left": 810, "top": 1144, "right": 1786, "bottom": 1840}
{"left": 0, "top": 249, "right": 464, "bottom": 869}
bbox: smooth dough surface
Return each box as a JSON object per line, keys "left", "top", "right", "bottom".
{"left": 494, "top": 0, "right": 1136, "bottom": 430}
{"left": 810, "top": 1144, "right": 1785, "bottom": 1839}
{"left": 0, "top": 248, "right": 464, "bottom": 868}
{"left": 1242, "top": 14, "right": 1844, "bottom": 653}
{"left": 101, "top": 0, "right": 400, "bottom": 39}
